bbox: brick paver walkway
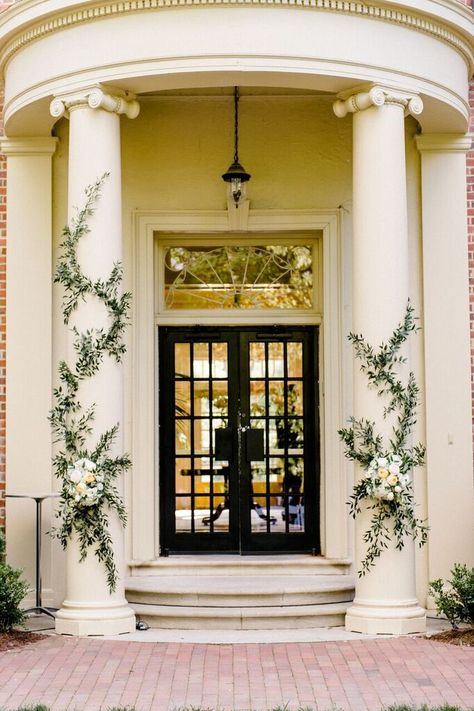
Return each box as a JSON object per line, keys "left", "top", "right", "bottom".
{"left": 0, "top": 636, "right": 473, "bottom": 711}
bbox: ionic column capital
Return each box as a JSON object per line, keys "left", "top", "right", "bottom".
{"left": 50, "top": 84, "right": 140, "bottom": 120}
{"left": 333, "top": 86, "right": 423, "bottom": 119}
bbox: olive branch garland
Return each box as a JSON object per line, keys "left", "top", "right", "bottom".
{"left": 338, "top": 301, "right": 428, "bottom": 577}
{"left": 49, "top": 174, "right": 131, "bottom": 593}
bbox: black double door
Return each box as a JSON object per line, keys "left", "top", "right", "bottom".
{"left": 159, "top": 327, "right": 320, "bottom": 554}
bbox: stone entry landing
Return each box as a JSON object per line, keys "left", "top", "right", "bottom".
{"left": 126, "top": 556, "right": 354, "bottom": 629}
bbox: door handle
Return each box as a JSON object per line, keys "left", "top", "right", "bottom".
{"left": 215, "top": 428, "right": 233, "bottom": 461}
{"left": 245, "top": 428, "right": 265, "bottom": 461}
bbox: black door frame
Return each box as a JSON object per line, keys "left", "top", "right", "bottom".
{"left": 159, "top": 325, "right": 320, "bottom": 555}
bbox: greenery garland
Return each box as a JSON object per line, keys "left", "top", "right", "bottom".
{"left": 338, "top": 302, "right": 428, "bottom": 577}
{"left": 49, "top": 175, "right": 131, "bottom": 593}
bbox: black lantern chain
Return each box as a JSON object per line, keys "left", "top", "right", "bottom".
{"left": 222, "top": 86, "right": 251, "bottom": 208}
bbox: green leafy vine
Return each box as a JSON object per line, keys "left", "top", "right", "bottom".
{"left": 49, "top": 175, "right": 131, "bottom": 592}
{"left": 338, "top": 301, "right": 428, "bottom": 576}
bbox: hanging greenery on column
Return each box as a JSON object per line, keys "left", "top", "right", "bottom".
{"left": 49, "top": 174, "right": 131, "bottom": 592}
{"left": 338, "top": 302, "right": 428, "bottom": 576}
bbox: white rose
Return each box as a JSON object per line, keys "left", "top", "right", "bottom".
{"left": 69, "top": 468, "right": 82, "bottom": 484}
{"left": 83, "top": 459, "right": 96, "bottom": 471}
{"left": 388, "top": 463, "right": 400, "bottom": 475}
{"left": 394, "top": 485, "right": 402, "bottom": 493}
{"left": 377, "top": 457, "right": 387, "bottom": 467}
{"left": 74, "top": 494, "right": 81, "bottom": 502}
{"left": 97, "top": 483, "right": 104, "bottom": 490}
{"left": 386, "top": 492, "right": 394, "bottom": 500}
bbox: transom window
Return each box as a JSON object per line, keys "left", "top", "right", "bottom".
{"left": 156, "top": 234, "right": 322, "bottom": 314}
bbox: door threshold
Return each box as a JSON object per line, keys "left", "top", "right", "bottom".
{"left": 128, "top": 555, "right": 352, "bottom": 577}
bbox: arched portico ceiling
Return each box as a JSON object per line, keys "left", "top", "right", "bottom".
{"left": 0, "top": 0, "right": 472, "bottom": 135}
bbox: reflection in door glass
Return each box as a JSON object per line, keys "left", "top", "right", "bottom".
{"left": 249, "top": 341, "right": 305, "bottom": 534}
{"left": 174, "top": 341, "right": 229, "bottom": 534}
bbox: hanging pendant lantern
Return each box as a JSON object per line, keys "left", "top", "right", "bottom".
{"left": 222, "top": 87, "right": 251, "bottom": 208}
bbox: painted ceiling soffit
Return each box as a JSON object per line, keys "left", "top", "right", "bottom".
{"left": 0, "top": 0, "right": 472, "bottom": 73}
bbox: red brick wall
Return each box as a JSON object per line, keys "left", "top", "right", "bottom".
{"left": 0, "top": 6, "right": 11, "bottom": 532}
{"left": 0, "top": 85, "right": 5, "bottom": 533}
{"left": 469, "top": 80, "right": 474, "bottom": 464}
{"left": 0, "top": 110, "right": 4, "bottom": 533}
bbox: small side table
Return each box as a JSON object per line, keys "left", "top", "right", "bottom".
{"left": 6, "top": 493, "right": 61, "bottom": 618}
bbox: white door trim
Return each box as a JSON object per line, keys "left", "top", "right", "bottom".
{"left": 130, "top": 208, "right": 350, "bottom": 565}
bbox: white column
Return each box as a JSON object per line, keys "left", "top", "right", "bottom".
{"left": 334, "top": 86, "right": 426, "bottom": 634}
{"left": 50, "top": 85, "right": 139, "bottom": 636}
{"left": 415, "top": 134, "right": 474, "bottom": 595}
{"left": 2, "top": 137, "right": 57, "bottom": 605}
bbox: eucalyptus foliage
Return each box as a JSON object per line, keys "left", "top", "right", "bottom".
{"left": 338, "top": 302, "right": 428, "bottom": 576}
{"left": 49, "top": 175, "right": 131, "bottom": 592}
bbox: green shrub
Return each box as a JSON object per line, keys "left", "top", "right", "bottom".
{"left": 0, "top": 537, "right": 30, "bottom": 632}
{"left": 429, "top": 563, "right": 474, "bottom": 629}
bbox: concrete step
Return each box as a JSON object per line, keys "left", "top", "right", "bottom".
{"left": 125, "top": 569, "right": 355, "bottom": 629}
{"left": 125, "top": 574, "right": 355, "bottom": 608}
{"left": 128, "top": 555, "right": 352, "bottom": 577}
{"left": 129, "top": 602, "right": 350, "bottom": 630}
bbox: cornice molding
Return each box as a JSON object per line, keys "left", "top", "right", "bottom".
{"left": 50, "top": 84, "right": 140, "bottom": 119}
{"left": 415, "top": 133, "right": 473, "bottom": 153}
{"left": 333, "top": 85, "right": 424, "bottom": 118}
{"left": 0, "top": 136, "right": 58, "bottom": 155}
{"left": 0, "top": 0, "right": 472, "bottom": 73}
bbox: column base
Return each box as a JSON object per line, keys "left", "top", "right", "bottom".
{"left": 55, "top": 599, "right": 136, "bottom": 636}
{"left": 345, "top": 598, "right": 426, "bottom": 635}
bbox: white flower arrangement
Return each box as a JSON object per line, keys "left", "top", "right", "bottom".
{"left": 364, "top": 454, "right": 410, "bottom": 502}
{"left": 67, "top": 458, "right": 105, "bottom": 507}
{"left": 338, "top": 303, "right": 428, "bottom": 576}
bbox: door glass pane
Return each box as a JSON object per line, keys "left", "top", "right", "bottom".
{"left": 287, "top": 382, "right": 303, "bottom": 415}
{"left": 249, "top": 342, "right": 265, "bottom": 377}
{"left": 250, "top": 382, "right": 266, "bottom": 416}
{"left": 212, "top": 381, "right": 228, "bottom": 415}
{"left": 175, "top": 382, "right": 191, "bottom": 416}
{"left": 193, "top": 343, "right": 210, "bottom": 377}
{"left": 175, "top": 498, "right": 192, "bottom": 531}
{"left": 212, "top": 343, "right": 228, "bottom": 377}
{"left": 175, "top": 458, "right": 192, "bottom": 494}
{"left": 175, "top": 342, "right": 191, "bottom": 378}
{"left": 176, "top": 420, "right": 191, "bottom": 454}
{"left": 287, "top": 342, "right": 303, "bottom": 378}
{"left": 268, "top": 342, "right": 284, "bottom": 377}
{"left": 269, "top": 381, "right": 285, "bottom": 415}
{"left": 164, "top": 245, "right": 314, "bottom": 309}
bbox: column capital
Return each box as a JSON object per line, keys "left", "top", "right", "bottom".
{"left": 333, "top": 86, "right": 423, "bottom": 119}
{"left": 415, "top": 133, "right": 472, "bottom": 154}
{"left": 50, "top": 84, "right": 140, "bottom": 121}
{"left": 0, "top": 136, "right": 58, "bottom": 156}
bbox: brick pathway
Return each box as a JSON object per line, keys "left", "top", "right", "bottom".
{"left": 0, "top": 636, "right": 473, "bottom": 711}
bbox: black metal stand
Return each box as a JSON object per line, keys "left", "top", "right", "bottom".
{"left": 6, "top": 493, "right": 60, "bottom": 618}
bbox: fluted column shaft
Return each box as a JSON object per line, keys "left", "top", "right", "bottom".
{"left": 334, "top": 86, "right": 426, "bottom": 634}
